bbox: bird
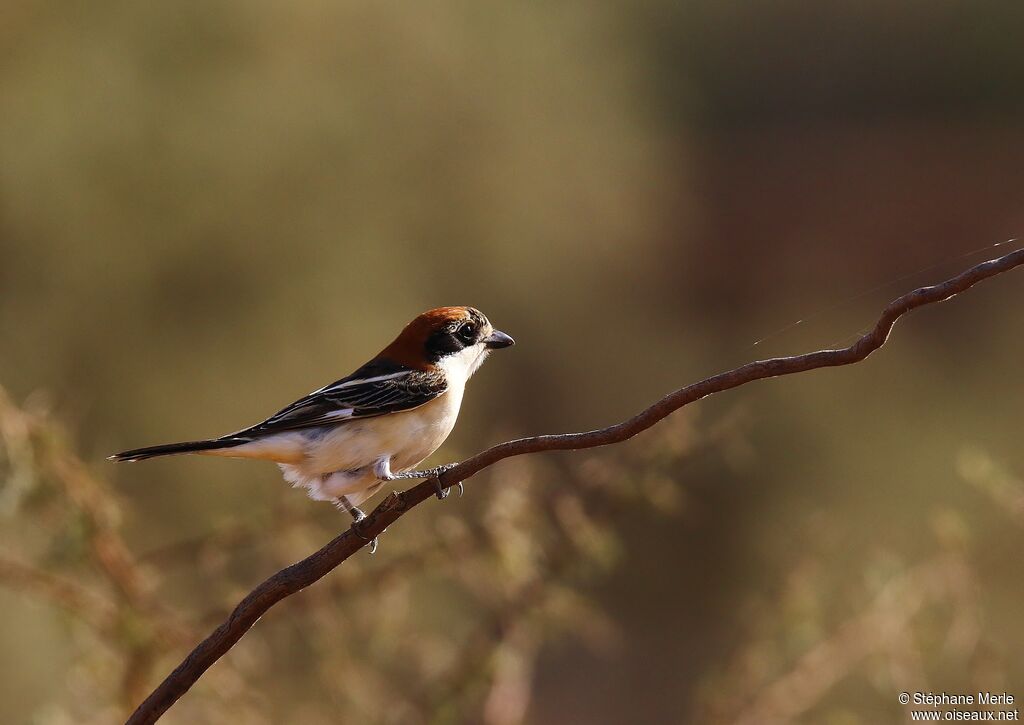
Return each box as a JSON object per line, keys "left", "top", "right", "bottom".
{"left": 109, "top": 306, "right": 515, "bottom": 551}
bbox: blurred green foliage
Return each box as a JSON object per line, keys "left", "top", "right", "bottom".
{"left": 2, "top": 1, "right": 1024, "bottom": 723}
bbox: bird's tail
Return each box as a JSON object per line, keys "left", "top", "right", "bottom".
{"left": 108, "top": 437, "right": 247, "bottom": 462}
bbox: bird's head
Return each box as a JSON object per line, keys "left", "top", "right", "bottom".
{"left": 381, "top": 306, "right": 515, "bottom": 379}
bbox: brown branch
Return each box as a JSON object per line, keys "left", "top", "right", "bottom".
{"left": 126, "top": 248, "right": 1024, "bottom": 725}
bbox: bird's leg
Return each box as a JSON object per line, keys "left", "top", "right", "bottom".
{"left": 373, "top": 458, "right": 462, "bottom": 500}
{"left": 334, "top": 494, "right": 378, "bottom": 554}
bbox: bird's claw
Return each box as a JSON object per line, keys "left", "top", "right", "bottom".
{"left": 350, "top": 519, "right": 378, "bottom": 552}
{"left": 347, "top": 506, "right": 382, "bottom": 553}
{"left": 403, "top": 462, "right": 458, "bottom": 500}
{"left": 434, "top": 477, "right": 463, "bottom": 501}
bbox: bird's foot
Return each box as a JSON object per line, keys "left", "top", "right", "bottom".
{"left": 371, "top": 459, "right": 462, "bottom": 502}
{"left": 408, "top": 463, "right": 462, "bottom": 500}
{"left": 351, "top": 522, "right": 380, "bottom": 554}
{"left": 434, "top": 477, "right": 464, "bottom": 501}
{"left": 345, "top": 505, "right": 381, "bottom": 554}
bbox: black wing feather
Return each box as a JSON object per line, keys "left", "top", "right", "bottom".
{"left": 232, "top": 362, "right": 447, "bottom": 438}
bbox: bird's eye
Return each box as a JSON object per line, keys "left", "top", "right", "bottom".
{"left": 458, "top": 323, "right": 476, "bottom": 342}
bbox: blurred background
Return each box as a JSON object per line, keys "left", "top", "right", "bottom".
{"left": 2, "top": 1, "right": 1024, "bottom": 722}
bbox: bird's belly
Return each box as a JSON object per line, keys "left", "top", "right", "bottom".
{"left": 304, "top": 387, "right": 463, "bottom": 475}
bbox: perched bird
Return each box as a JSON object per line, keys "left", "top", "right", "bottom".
{"left": 110, "top": 306, "right": 514, "bottom": 549}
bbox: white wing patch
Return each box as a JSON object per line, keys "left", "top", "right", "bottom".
{"left": 315, "top": 371, "right": 410, "bottom": 393}
{"left": 320, "top": 408, "right": 355, "bottom": 421}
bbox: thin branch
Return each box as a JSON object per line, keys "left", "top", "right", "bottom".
{"left": 51, "top": 456, "right": 194, "bottom": 646}
{"left": 0, "top": 554, "right": 119, "bottom": 633}
{"left": 127, "top": 248, "right": 1024, "bottom": 725}
{"left": 1, "top": 390, "right": 196, "bottom": 650}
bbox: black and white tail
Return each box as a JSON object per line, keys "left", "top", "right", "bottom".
{"left": 108, "top": 437, "right": 248, "bottom": 462}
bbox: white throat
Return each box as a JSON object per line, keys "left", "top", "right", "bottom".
{"left": 436, "top": 343, "right": 490, "bottom": 390}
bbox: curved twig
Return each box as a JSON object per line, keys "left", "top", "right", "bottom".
{"left": 127, "top": 248, "right": 1024, "bottom": 724}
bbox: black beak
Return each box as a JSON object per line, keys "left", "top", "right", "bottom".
{"left": 483, "top": 330, "right": 515, "bottom": 349}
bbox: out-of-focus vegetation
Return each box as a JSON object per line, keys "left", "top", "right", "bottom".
{"left": 2, "top": 1, "right": 1024, "bottom": 723}
{"left": 0, "top": 386, "right": 699, "bottom": 723}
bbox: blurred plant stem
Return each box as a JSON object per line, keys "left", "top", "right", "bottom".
{"left": 0, "top": 385, "right": 693, "bottom": 723}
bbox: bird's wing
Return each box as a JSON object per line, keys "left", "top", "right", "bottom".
{"left": 233, "top": 364, "right": 448, "bottom": 438}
